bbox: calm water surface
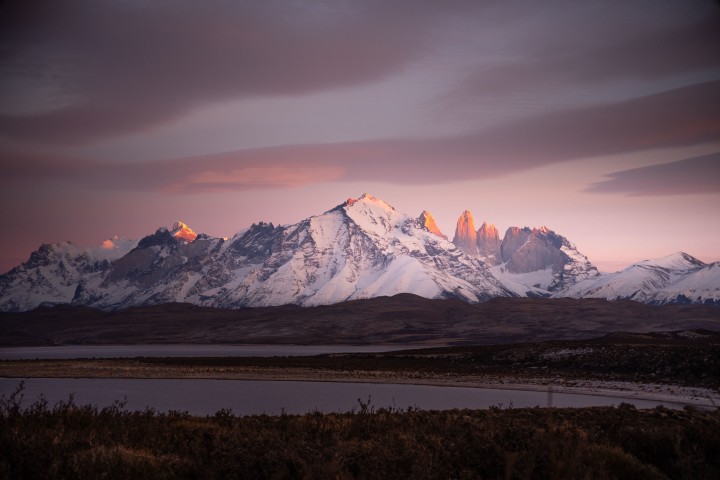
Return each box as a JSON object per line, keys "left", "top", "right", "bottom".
{"left": 0, "top": 378, "right": 690, "bottom": 416}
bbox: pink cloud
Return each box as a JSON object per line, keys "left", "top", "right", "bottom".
{"left": 163, "top": 165, "right": 347, "bottom": 193}
{"left": 2, "top": 80, "right": 719, "bottom": 195}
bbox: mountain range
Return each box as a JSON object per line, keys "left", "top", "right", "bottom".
{"left": 1, "top": 194, "right": 718, "bottom": 312}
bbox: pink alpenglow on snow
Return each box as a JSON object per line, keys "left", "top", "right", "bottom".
{"left": 1, "top": 195, "right": 717, "bottom": 313}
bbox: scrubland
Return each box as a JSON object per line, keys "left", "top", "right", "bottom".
{"left": 2, "top": 384, "right": 719, "bottom": 480}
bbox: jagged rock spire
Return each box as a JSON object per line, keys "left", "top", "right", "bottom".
{"left": 452, "top": 210, "right": 478, "bottom": 255}
{"left": 418, "top": 210, "right": 448, "bottom": 240}
{"left": 477, "top": 222, "right": 501, "bottom": 264}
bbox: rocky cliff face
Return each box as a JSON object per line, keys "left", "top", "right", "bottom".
{"left": 418, "top": 210, "right": 447, "bottom": 240}
{"left": 498, "top": 226, "right": 599, "bottom": 292}
{"left": 0, "top": 195, "right": 513, "bottom": 311}
{"left": 476, "top": 222, "right": 501, "bottom": 265}
{"left": 449, "top": 212, "right": 598, "bottom": 292}
{"left": 170, "top": 221, "right": 198, "bottom": 242}
{"left": 452, "top": 210, "right": 478, "bottom": 256}
{"left": 3, "top": 196, "right": 710, "bottom": 311}
{"left": 503, "top": 227, "right": 565, "bottom": 274}
{"left": 500, "top": 227, "right": 532, "bottom": 262}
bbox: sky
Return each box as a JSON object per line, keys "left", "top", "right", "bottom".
{"left": 1, "top": 0, "right": 719, "bottom": 274}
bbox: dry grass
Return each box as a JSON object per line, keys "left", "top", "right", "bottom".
{"left": 2, "top": 383, "right": 719, "bottom": 479}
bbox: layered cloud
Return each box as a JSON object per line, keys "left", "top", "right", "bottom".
{"left": 587, "top": 153, "right": 720, "bottom": 196}
{"left": 3, "top": 80, "right": 718, "bottom": 193}
{"left": 2, "top": 0, "right": 718, "bottom": 150}
{"left": 0, "top": 0, "right": 442, "bottom": 145}
{"left": 450, "top": 14, "right": 720, "bottom": 99}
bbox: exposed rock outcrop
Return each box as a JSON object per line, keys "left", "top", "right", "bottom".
{"left": 476, "top": 222, "right": 501, "bottom": 265}
{"left": 452, "top": 210, "right": 478, "bottom": 256}
{"left": 500, "top": 227, "right": 532, "bottom": 261}
{"left": 0, "top": 195, "right": 512, "bottom": 311}
{"left": 171, "top": 221, "right": 198, "bottom": 242}
{"left": 418, "top": 211, "right": 447, "bottom": 240}
{"left": 499, "top": 226, "right": 598, "bottom": 291}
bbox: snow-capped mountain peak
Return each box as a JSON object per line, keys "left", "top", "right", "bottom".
{"left": 1, "top": 195, "right": 716, "bottom": 311}
{"left": 636, "top": 251, "right": 705, "bottom": 271}
{"left": 342, "top": 194, "right": 404, "bottom": 237}
{"left": 170, "top": 221, "right": 198, "bottom": 242}
{"left": 556, "top": 252, "right": 718, "bottom": 305}
{"left": 0, "top": 194, "right": 518, "bottom": 311}
{"left": 342, "top": 193, "right": 393, "bottom": 208}
{"left": 492, "top": 225, "right": 599, "bottom": 293}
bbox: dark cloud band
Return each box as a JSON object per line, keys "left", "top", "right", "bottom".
{"left": 0, "top": 0, "right": 439, "bottom": 145}
{"left": 587, "top": 153, "right": 720, "bottom": 196}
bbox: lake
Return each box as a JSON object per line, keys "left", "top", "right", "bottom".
{"left": 0, "top": 378, "right": 692, "bottom": 416}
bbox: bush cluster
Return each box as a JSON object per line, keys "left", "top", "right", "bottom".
{"left": 2, "top": 385, "right": 719, "bottom": 479}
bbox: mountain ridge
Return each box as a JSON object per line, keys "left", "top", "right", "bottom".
{"left": 558, "top": 251, "right": 720, "bottom": 305}
{"left": 1, "top": 195, "right": 717, "bottom": 311}
{"left": 0, "top": 194, "right": 511, "bottom": 311}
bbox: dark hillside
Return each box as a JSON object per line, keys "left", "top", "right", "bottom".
{"left": 1, "top": 296, "right": 718, "bottom": 346}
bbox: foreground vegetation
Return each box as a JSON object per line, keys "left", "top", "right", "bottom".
{"left": 2, "top": 386, "right": 719, "bottom": 479}
{"left": 1, "top": 331, "right": 718, "bottom": 478}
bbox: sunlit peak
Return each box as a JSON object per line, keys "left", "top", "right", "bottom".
{"left": 171, "top": 221, "right": 198, "bottom": 242}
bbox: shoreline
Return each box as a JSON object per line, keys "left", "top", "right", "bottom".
{"left": 2, "top": 361, "right": 718, "bottom": 408}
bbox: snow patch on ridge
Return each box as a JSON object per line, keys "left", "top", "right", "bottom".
{"left": 1, "top": 196, "right": 716, "bottom": 311}
{"left": 556, "top": 252, "right": 719, "bottom": 305}
{"left": 490, "top": 265, "right": 554, "bottom": 296}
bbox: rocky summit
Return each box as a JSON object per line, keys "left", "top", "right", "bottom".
{"left": 452, "top": 210, "right": 478, "bottom": 256}
{"left": 451, "top": 217, "right": 598, "bottom": 293}
{"left": 476, "top": 222, "right": 501, "bottom": 265}
{"left": 1, "top": 195, "right": 717, "bottom": 312}
{"left": 0, "top": 195, "right": 510, "bottom": 311}
{"left": 418, "top": 210, "right": 447, "bottom": 240}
